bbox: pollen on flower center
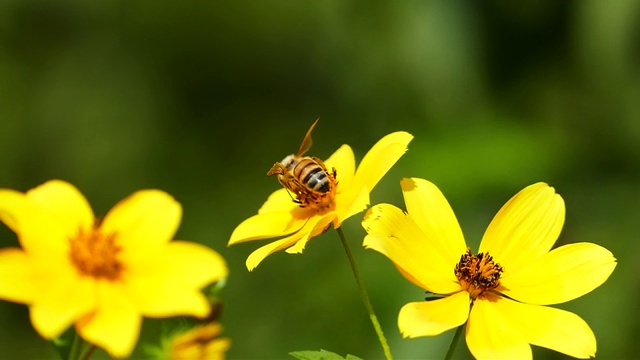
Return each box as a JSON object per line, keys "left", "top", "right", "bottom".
{"left": 455, "top": 247, "right": 503, "bottom": 299}
{"left": 295, "top": 183, "right": 337, "bottom": 211}
{"left": 69, "top": 226, "right": 124, "bottom": 280}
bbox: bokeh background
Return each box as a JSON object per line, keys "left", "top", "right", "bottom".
{"left": 0, "top": 0, "right": 638, "bottom": 359}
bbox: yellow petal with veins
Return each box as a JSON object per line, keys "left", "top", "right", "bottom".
{"left": 245, "top": 237, "right": 296, "bottom": 272}
{"left": 258, "top": 188, "right": 300, "bottom": 214}
{"left": 285, "top": 213, "right": 334, "bottom": 253}
{"left": 501, "top": 242, "right": 616, "bottom": 305}
{"left": 335, "top": 185, "right": 369, "bottom": 227}
{"left": 353, "top": 131, "right": 413, "bottom": 192}
{"left": 323, "top": 144, "right": 356, "bottom": 188}
{"left": 400, "top": 178, "right": 467, "bottom": 265}
{"left": 362, "top": 203, "right": 461, "bottom": 294}
{"left": 480, "top": 183, "right": 564, "bottom": 271}
{"left": 398, "top": 291, "right": 469, "bottom": 338}
{"left": 493, "top": 298, "right": 596, "bottom": 358}
{"left": 245, "top": 213, "right": 333, "bottom": 270}
{"left": 228, "top": 211, "right": 306, "bottom": 245}
{"left": 466, "top": 298, "right": 532, "bottom": 360}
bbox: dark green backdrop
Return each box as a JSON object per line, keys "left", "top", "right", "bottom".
{"left": 0, "top": 1, "right": 638, "bottom": 359}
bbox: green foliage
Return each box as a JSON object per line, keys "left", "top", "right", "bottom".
{"left": 51, "top": 327, "right": 78, "bottom": 360}
{"left": 290, "top": 349, "right": 364, "bottom": 360}
{"left": 0, "top": 0, "right": 638, "bottom": 359}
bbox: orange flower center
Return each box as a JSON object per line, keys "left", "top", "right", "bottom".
{"left": 69, "top": 226, "right": 123, "bottom": 280}
{"left": 454, "top": 247, "right": 503, "bottom": 299}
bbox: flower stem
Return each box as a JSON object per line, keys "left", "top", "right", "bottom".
{"left": 336, "top": 227, "right": 393, "bottom": 360}
{"left": 444, "top": 325, "right": 464, "bottom": 360}
{"left": 80, "top": 345, "right": 97, "bottom": 360}
{"left": 67, "top": 332, "right": 84, "bottom": 360}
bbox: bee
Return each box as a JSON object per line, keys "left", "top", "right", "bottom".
{"left": 267, "top": 119, "right": 337, "bottom": 210}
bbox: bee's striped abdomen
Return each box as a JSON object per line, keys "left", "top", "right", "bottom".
{"left": 294, "top": 158, "right": 331, "bottom": 193}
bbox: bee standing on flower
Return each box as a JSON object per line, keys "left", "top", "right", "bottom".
{"left": 229, "top": 118, "right": 412, "bottom": 271}
{"left": 267, "top": 119, "right": 337, "bottom": 211}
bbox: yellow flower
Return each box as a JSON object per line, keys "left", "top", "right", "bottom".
{"left": 362, "top": 178, "right": 616, "bottom": 359}
{"left": 0, "top": 180, "right": 228, "bottom": 358}
{"left": 167, "top": 323, "right": 230, "bottom": 360}
{"left": 229, "top": 131, "right": 413, "bottom": 271}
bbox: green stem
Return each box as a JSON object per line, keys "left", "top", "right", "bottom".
{"left": 444, "top": 325, "right": 464, "bottom": 360}
{"left": 67, "top": 332, "right": 84, "bottom": 360}
{"left": 336, "top": 227, "right": 393, "bottom": 360}
{"left": 80, "top": 345, "right": 97, "bottom": 360}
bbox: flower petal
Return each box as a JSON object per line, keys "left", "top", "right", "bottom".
{"left": 0, "top": 248, "right": 35, "bottom": 303}
{"left": 400, "top": 178, "right": 467, "bottom": 265}
{"left": 30, "top": 265, "right": 96, "bottom": 339}
{"left": 126, "top": 281, "right": 210, "bottom": 319}
{"left": 466, "top": 298, "right": 531, "bottom": 360}
{"left": 245, "top": 237, "right": 294, "bottom": 271}
{"left": 398, "top": 292, "right": 470, "bottom": 338}
{"left": 501, "top": 242, "right": 616, "bottom": 305}
{"left": 0, "top": 189, "right": 26, "bottom": 233}
{"left": 493, "top": 298, "right": 596, "bottom": 358}
{"left": 353, "top": 131, "right": 413, "bottom": 192}
{"left": 257, "top": 188, "right": 301, "bottom": 214}
{"left": 323, "top": 144, "right": 356, "bottom": 188}
{"left": 285, "top": 213, "right": 334, "bottom": 254}
{"left": 0, "top": 180, "right": 92, "bottom": 256}
{"left": 159, "top": 241, "right": 228, "bottom": 289}
{"left": 362, "top": 203, "right": 461, "bottom": 294}
{"left": 228, "top": 211, "right": 307, "bottom": 245}
{"left": 76, "top": 281, "right": 141, "bottom": 358}
{"left": 101, "top": 190, "right": 181, "bottom": 255}
{"left": 334, "top": 185, "right": 369, "bottom": 227}
{"left": 245, "top": 213, "right": 332, "bottom": 271}
{"left": 170, "top": 323, "right": 230, "bottom": 359}
{"left": 26, "top": 180, "right": 94, "bottom": 237}
{"left": 327, "top": 145, "right": 369, "bottom": 226}
{"left": 479, "top": 183, "right": 564, "bottom": 271}
{"left": 125, "top": 241, "right": 227, "bottom": 317}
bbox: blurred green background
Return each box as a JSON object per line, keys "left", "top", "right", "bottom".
{"left": 0, "top": 0, "right": 638, "bottom": 359}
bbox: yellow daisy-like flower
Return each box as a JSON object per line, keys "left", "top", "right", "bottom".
{"left": 167, "top": 323, "right": 230, "bottom": 360}
{"left": 362, "top": 178, "right": 616, "bottom": 359}
{"left": 229, "top": 130, "right": 413, "bottom": 271}
{"left": 0, "top": 180, "right": 228, "bottom": 358}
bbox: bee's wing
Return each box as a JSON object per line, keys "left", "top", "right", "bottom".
{"left": 297, "top": 118, "right": 319, "bottom": 157}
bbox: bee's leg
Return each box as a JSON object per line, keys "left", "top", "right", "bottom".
{"left": 284, "top": 189, "right": 299, "bottom": 203}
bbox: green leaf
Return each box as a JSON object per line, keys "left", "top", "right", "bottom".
{"left": 289, "top": 349, "right": 363, "bottom": 360}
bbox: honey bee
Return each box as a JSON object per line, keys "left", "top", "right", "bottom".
{"left": 267, "top": 119, "right": 337, "bottom": 210}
